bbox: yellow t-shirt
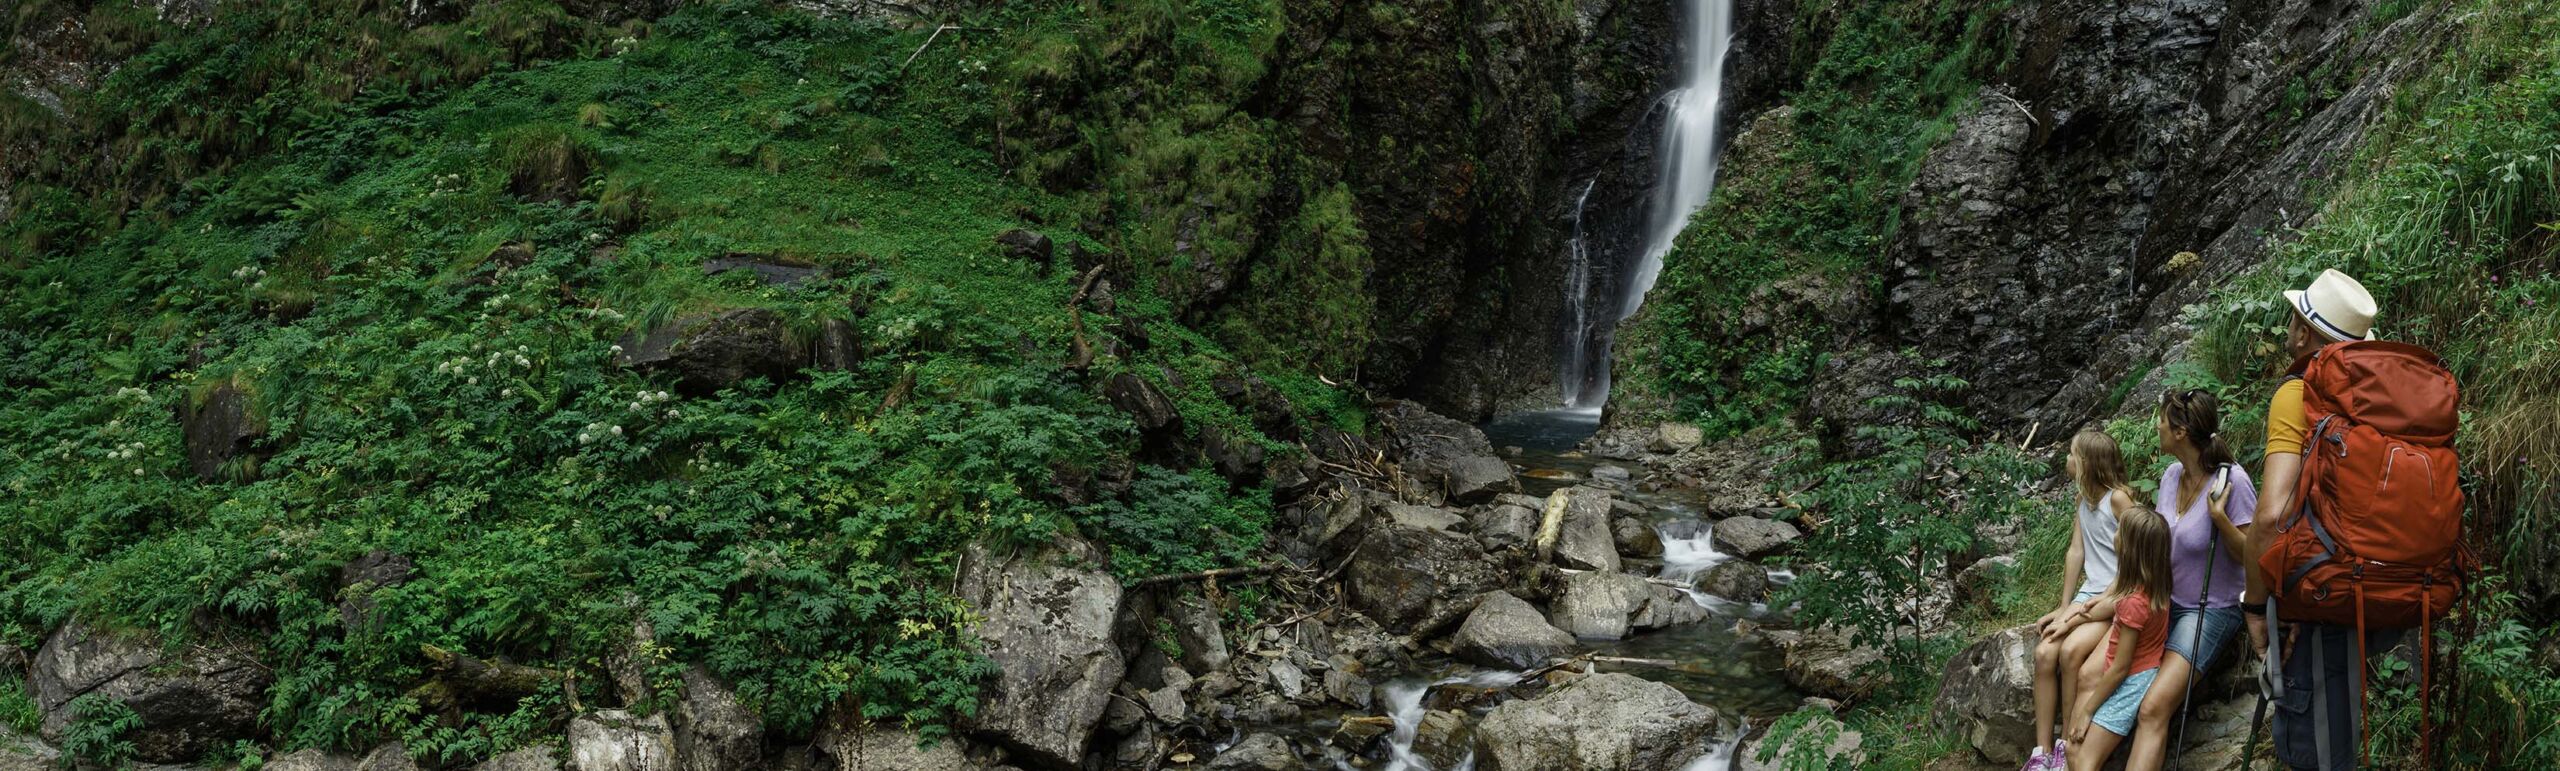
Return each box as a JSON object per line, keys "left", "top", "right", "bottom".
{"left": 2266, "top": 379, "right": 2311, "bottom": 455}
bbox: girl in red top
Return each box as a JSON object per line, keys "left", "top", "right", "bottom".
{"left": 2048, "top": 504, "right": 2173, "bottom": 770}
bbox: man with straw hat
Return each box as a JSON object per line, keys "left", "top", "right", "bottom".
{"left": 2244, "top": 268, "right": 2396, "bottom": 770}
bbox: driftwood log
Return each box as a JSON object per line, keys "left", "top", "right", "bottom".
{"left": 412, "top": 644, "right": 569, "bottom": 714}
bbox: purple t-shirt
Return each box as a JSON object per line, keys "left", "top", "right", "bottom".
{"left": 2156, "top": 462, "right": 2257, "bottom": 609}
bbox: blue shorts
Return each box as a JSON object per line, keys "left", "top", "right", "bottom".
{"left": 2073, "top": 589, "right": 2103, "bottom": 604}
{"left": 2165, "top": 606, "right": 2244, "bottom": 672}
{"left": 2092, "top": 668, "right": 2161, "bottom": 737}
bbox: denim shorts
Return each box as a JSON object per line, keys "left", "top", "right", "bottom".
{"left": 2073, "top": 589, "right": 2103, "bottom": 604}
{"left": 2165, "top": 605, "right": 2244, "bottom": 672}
{"left": 2092, "top": 668, "right": 2160, "bottom": 737}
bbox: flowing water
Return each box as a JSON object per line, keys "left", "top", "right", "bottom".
{"left": 1301, "top": 409, "right": 1799, "bottom": 770}
{"left": 1556, "top": 0, "right": 1737, "bottom": 407}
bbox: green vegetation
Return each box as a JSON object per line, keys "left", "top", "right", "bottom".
{"left": 2, "top": 0, "right": 1343, "bottom": 760}
{"left": 1622, "top": 0, "right": 2011, "bottom": 435}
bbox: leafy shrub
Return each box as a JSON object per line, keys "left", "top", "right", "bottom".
{"left": 57, "top": 695, "right": 142, "bottom": 770}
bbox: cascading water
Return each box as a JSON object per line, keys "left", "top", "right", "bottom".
{"left": 1556, "top": 0, "right": 1736, "bottom": 407}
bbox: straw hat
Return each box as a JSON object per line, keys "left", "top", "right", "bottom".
{"left": 2284, "top": 269, "right": 2378, "bottom": 342}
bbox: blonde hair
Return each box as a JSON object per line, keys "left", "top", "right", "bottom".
{"left": 2067, "top": 429, "right": 2132, "bottom": 508}
{"left": 2108, "top": 505, "right": 2173, "bottom": 613}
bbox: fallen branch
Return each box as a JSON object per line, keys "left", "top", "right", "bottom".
{"left": 1533, "top": 489, "right": 1569, "bottom": 563}
{"left": 1516, "top": 653, "right": 1595, "bottom": 685}
{"left": 1132, "top": 563, "right": 1290, "bottom": 588}
{"left": 899, "top": 25, "right": 998, "bottom": 70}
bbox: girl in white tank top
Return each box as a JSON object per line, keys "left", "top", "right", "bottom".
{"left": 2024, "top": 429, "right": 2141, "bottom": 769}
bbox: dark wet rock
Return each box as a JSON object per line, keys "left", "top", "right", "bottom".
{"left": 995, "top": 229, "right": 1055, "bottom": 272}
{"left": 1769, "top": 625, "right": 1887, "bottom": 701}
{"left": 1697, "top": 561, "right": 1769, "bottom": 603}
{"left": 1202, "top": 427, "right": 1267, "bottom": 484}
{"left": 1446, "top": 455, "right": 1520, "bottom": 504}
{"left": 31, "top": 622, "right": 270, "bottom": 764}
{"left": 1611, "top": 515, "right": 1663, "bottom": 559}
{"left": 1109, "top": 724, "right": 1160, "bottom": 767}
{"left": 813, "top": 714, "right": 975, "bottom": 771}
{"left": 815, "top": 318, "right": 860, "bottom": 372}
{"left": 566, "top": 710, "right": 676, "bottom": 771}
{"left": 1930, "top": 625, "right": 2038, "bottom": 768}
{"left": 1711, "top": 516, "right": 1801, "bottom": 559}
{"left": 1332, "top": 716, "right": 1394, "bottom": 755}
{"left": 616, "top": 308, "right": 804, "bottom": 396}
{"left": 337, "top": 549, "right": 416, "bottom": 631}
{"left": 1412, "top": 709, "right": 1475, "bottom": 769}
{"left": 1471, "top": 503, "right": 1540, "bottom": 552}
{"left": 1954, "top": 555, "right": 2017, "bottom": 616}
{"left": 1473, "top": 672, "right": 1719, "bottom": 771}
{"left": 178, "top": 381, "right": 265, "bottom": 481}
{"left": 1103, "top": 373, "right": 1180, "bottom": 434}
{"left": 1452, "top": 591, "right": 1576, "bottom": 669}
{"left": 701, "top": 253, "right": 824, "bottom": 287}
{"left": 956, "top": 540, "right": 1123, "bottom": 768}
{"left": 471, "top": 744, "right": 563, "bottom": 771}
{"left": 1207, "top": 733, "right": 1296, "bottom": 770}
{"left": 1738, "top": 710, "right": 1865, "bottom": 771}
{"left": 1344, "top": 513, "right": 1501, "bottom": 629}
{"left": 671, "top": 666, "right": 760, "bottom": 771}
{"left": 1548, "top": 487, "right": 1620, "bottom": 573}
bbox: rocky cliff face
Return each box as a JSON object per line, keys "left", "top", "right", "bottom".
{"left": 1618, "top": 0, "right": 2459, "bottom": 442}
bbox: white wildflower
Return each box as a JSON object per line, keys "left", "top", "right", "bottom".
{"left": 609, "top": 425, "right": 623, "bottom": 437}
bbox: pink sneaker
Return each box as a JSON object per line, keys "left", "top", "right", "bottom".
{"left": 2045, "top": 740, "right": 2069, "bottom": 770}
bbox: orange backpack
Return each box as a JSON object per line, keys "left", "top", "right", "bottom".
{"left": 2257, "top": 340, "right": 2472, "bottom": 629}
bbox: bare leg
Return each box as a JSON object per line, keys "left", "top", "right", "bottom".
{"left": 2035, "top": 636, "right": 2065, "bottom": 749}
{"left": 2057, "top": 622, "right": 2107, "bottom": 748}
{"left": 2070, "top": 726, "right": 2129, "bottom": 771}
{"left": 2126, "top": 652, "right": 2196, "bottom": 771}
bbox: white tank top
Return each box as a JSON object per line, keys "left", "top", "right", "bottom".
{"left": 2076, "top": 493, "right": 2121, "bottom": 598}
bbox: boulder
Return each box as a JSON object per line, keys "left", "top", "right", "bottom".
{"left": 567, "top": 710, "right": 677, "bottom": 771}
{"left": 31, "top": 622, "right": 271, "bottom": 764}
{"left": 1471, "top": 503, "right": 1539, "bottom": 552}
{"left": 178, "top": 380, "right": 265, "bottom": 480}
{"left": 1628, "top": 584, "right": 1710, "bottom": 631}
{"left": 1549, "top": 571, "right": 1660, "bottom": 640}
{"left": 995, "top": 228, "right": 1055, "bottom": 272}
{"left": 1770, "top": 626, "right": 1887, "bottom": 701}
{"left": 957, "top": 540, "right": 1124, "bottom": 768}
{"left": 1163, "top": 594, "right": 1232, "bottom": 674}
{"left": 1547, "top": 487, "right": 1620, "bottom": 573}
{"left": 701, "top": 254, "right": 825, "bottom": 287}
{"left": 472, "top": 744, "right": 563, "bottom": 771}
{"left": 1612, "top": 516, "right": 1663, "bottom": 559}
{"left": 815, "top": 318, "right": 861, "bottom": 372}
{"left": 1591, "top": 465, "right": 1632, "bottom": 483}
{"left": 1381, "top": 502, "right": 1466, "bottom": 532}
{"left": 1650, "top": 423, "right": 1704, "bottom": 454}
{"left": 1102, "top": 373, "right": 1181, "bottom": 434}
{"left": 1711, "top": 516, "right": 1801, "bottom": 559}
{"left": 1954, "top": 555, "right": 2016, "bottom": 616}
{"left": 1929, "top": 625, "right": 2037, "bottom": 768}
{"left": 1473, "top": 673, "right": 1720, "bottom": 771}
{"left": 1207, "top": 733, "right": 1296, "bottom": 770}
{"left": 1344, "top": 515, "right": 1501, "bottom": 630}
{"left": 1411, "top": 709, "right": 1475, "bottom": 769}
{"left": 357, "top": 743, "right": 423, "bottom": 771}
{"left": 1738, "top": 710, "right": 1865, "bottom": 771}
{"left": 616, "top": 308, "right": 805, "bottom": 396}
{"left": 814, "top": 718, "right": 975, "bottom": 771}
{"left": 1445, "top": 456, "right": 1519, "bottom": 504}
{"left": 671, "top": 666, "right": 761, "bottom": 771}
{"left": 337, "top": 549, "right": 416, "bottom": 631}
{"left": 265, "top": 749, "right": 360, "bottom": 771}
{"left": 1697, "top": 561, "right": 1770, "bottom": 603}
{"left": 1451, "top": 591, "right": 1576, "bottom": 669}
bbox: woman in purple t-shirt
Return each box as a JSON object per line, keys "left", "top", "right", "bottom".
{"left": 2118, "top": 390, "right": 2258, "bottom": 769}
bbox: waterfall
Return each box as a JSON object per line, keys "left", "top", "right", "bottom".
{"left": 1557, "top": 0, "right": 1735, "bottom": 407}
{"left": 1624, "top": 0, "right": 1735, "bottom": 319}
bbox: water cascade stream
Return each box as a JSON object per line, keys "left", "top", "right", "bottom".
{"left": 1557, "top": 0, "right": 1736, "bottom": 407}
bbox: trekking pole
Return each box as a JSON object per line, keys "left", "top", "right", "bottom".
{"left": 2174, "top": 467, "right": 2231, "bottom": 764}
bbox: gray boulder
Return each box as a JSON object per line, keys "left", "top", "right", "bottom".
{"left": 1382, "top": 502, "right": 1466, "bottom": 532}
{"left": 1929, "top": 625, "right": 2037, "bottom": 768}
{"left": 1345, "top": 515, "right": 1501, "bottom": 630}
{"left": 1770, "top": 626, "right": 1886, "bottom": 700}
{"left": 1445, "top": 456, "right": 1520, "bottom": 504}
{"left": 1650, "top": 423, "right": 1704, "bottom": 453}
{"left": 1411, "top": 709, "right": 1475, "bottom": 769}
{"left": 814, "top": 718, "right": 975, "bottom": 771}
{"left": 264, "top": 749, "right": 360, "bottom": 771}
{"left": 957, "top": 540, "right": 1124, "bottom": 768}
{"left": 1548, "top": 571, "right": 1711, "bottom": 639}
{"left": 31, "top": 622, "right": 270, "bottom": 764}
{"left": 179, "top": 380, "right": 266, "bottom": 481}
{"left": 1451, "top": 592, "right": 1576, "bottom": 669}
{"left": 567, "top": 710, "right": 677, "bottom": 771}
{"left": 357, "top": 743, "right": 422, "bottom": 771}
{"left": 1711, "top": 516, "right": 1801, "bottom": 559}
{"left": 671, "top": 666, "right": 761, "bottom": 771}
{"left": 1547, "top": 487, "right": 1620, "bottom": 573}
{"left": 0, "top": 725, "right": 55, "bottom": 771}
{"left": 472, "top": 744, "right": 563, "bottom": 771}
{"left": 1164, "top": 594, "right": 1232, "bottom": 674}
{"left": 1472, "top": 503, "right": 1540, "bottom": 552}
{"left": 1207, "top": 733, "right": 1297, "bottom": 770}
{"left": 1697, "top": 561, "right": 1770, "bottom": 603}
{"left": 1738, "top": 710, "right": 1865, "bottom": 771}
{"left": 1473, "top": 673, "right": 1720, "bottom": 771}
{"left": 1612, "top": 516, "right": 1663, "bottom": 559}
{"left": 1628, "top": 584, "right": 1711, "bottom": 631}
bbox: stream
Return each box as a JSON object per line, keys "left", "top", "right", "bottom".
{"left": 1285, "top": 409, "right": 1798, "bottom": 770}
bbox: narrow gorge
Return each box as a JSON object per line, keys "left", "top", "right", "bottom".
{"left": 5, "top": 1, "right": 2556, "bottom": 770}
